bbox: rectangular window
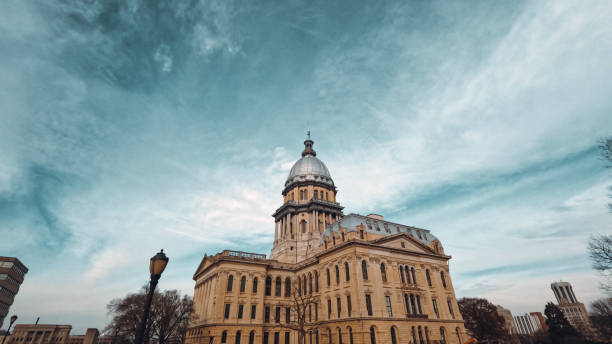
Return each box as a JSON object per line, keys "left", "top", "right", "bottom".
{"left": 286, "top": 307, "right": 291, "bottom": 323}
{"left": 265, "top": 306, "right": 270, "bottom": 323}
{"left": 285, "top": 332, "right": 290, "bottom": 344}
{"left": 347, "top": 295, "right": 352, "bottom": 317}
{"left": 274, "top": 332, "right": 279, "bottom": 344}
{"left": 315, "top": 302, "right": 318, "bottom": 321}
{"left": 327, "top": 299, "right": 332, "bottom": 319}
{"left": 263, "top": 332, "right": 269, "bottom": 344}
{"left": 337, "top": 297, "right": 342, "bottom": 318}
{"left": 224, "top": 304, "right": 231, "bottom": 319}
{"left": 251, "top": 305, "right": 257, "bottom": 319}
{"left": 365, "top": 294, "right": 373, "bottom": 316}
{"left": 238, "top": 304, "right": 244, "bottom": 319}
{"left": 275, "top": 306, "right": 281, "bottom": 323}
{"left": 448, "top": 300, "right": 455, "bottom": 319}
{"left": 385, "top": 296, "right": 393, "bottom": 317}
{"left": 433, "top": 299, "right": 440, "bottom": 318}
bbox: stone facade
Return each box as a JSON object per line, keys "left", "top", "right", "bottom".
{"left": 187, "top": 138, "right": 467, "bottom": 344}
{"left": 5, "top": 325, "right": 72, "bottom": 344}
{"left": 0, "top": 257, "right": 28, "bottom": 329}
{"left": 550, "top": 281, "right": 593, "bottom": 337}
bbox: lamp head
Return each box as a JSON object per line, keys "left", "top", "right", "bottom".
{"left": 9, "top": 315, "right": 17, "bottom": 324}
{"left": 149, "top": 249, "right": 169, "bottom": 277}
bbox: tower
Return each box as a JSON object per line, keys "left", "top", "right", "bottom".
{"left": 550, "top": 281, "right": 594, "bottom": 337}
{"left": 269, "top": 137, "right": 343, "bottom": 263}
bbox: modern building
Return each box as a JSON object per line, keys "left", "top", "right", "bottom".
{"left": 0, "top": 257, "right": 28, "bottom": 329}
{"left": 550, "top": 281, "right": 593, "bottom": 336}
{"left": 513, "top": 313, "right": 542, "bottom": 335}
{"left": 186, "top": 137, "right": 467, "bottom": 344}
{"left": 496, "top": 306, "right": 517, "bottom": 335}
{"left": 529, "top": 312, "right": 547, "bottom": 333}
{"left": 68, "top": 329, "right": 100, "bottom": 344}
{"left": 5, "top": 324, "right": 72, "bottom": 344}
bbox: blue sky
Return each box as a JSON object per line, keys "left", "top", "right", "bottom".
{"left": 1, "top": 0, "right": 611, "bottom": 334}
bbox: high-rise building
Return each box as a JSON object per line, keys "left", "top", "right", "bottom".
{"left": 550, "top": 281, "right": 593, "bottom": 337}
{"left": 0, "top": 257, "right": 28, "bottom": 329}
{"left": 496, "top": 306, "right": 517, "bottom": 335}
{"left": 187, "top": 138, "right": 468, "bottom": 344}
{"left": 514, "top": 313, "right": 542, "bottom": 335}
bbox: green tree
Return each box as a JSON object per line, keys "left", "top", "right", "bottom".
{"left": 457, "top": 297, "right": 508, "bottom": 342}
{"left": 544, "top": 302, "right": 582, "bottom": 344}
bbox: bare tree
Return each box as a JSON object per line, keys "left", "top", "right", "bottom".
{"left": 588, "top": 234, "right": 612, "bottom": 293}
{"left": 105, "top": 286, "right": 193, "bottom": 344}
{"left": 277, "top": 280, "right": 318, "bottom": 344}
{"left": 590, "top": 297, "right": 612, "bottom": 341}
{"left": 600, "top": 137, "right": 612, "bottom": 211}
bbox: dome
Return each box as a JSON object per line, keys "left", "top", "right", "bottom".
{"left": 284, "top": 137, "right": 334, "bottom": 188}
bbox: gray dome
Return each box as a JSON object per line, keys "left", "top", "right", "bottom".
{"left": 285, "top": 155, "right": 334, "bottom": 187}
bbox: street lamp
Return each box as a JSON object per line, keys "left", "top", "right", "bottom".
{"left": 1, "top": 315, "right": 18, "bottom": 344}
{"left": 134, "top": 249, "right": 169, "bottom": 344}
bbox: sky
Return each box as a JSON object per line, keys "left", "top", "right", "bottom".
{"left": 1, "top": 0, "right": 611, "bottom": 334}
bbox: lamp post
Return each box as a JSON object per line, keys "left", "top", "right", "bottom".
{"left": 134, "top": 249, "right": 169, "bottom": 344}
{"left": 1, "top": 315, "right": 18, "bottom": 344}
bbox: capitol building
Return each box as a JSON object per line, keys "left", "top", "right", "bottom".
{"left": 186, "top": 138, "right": 467, "bottom": 344}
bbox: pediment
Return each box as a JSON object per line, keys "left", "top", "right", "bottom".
{"left": 374, "top": 234, "right": 438, "bottom": 255}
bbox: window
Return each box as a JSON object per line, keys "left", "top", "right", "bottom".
{"left": 274, "top": 332, "right": 279, "bottom": 344}
{"left": 326, "top": 268, "right": 331, "bottom": 286}
{"left": 360, "top": 230, "right": 364, "bottom": 239}
{"left": 344, "top": 262, "right": 350, "bottom": 281}
{"left": 314, "top": 190, "right": 318, "bottom": 199}
{"left": 385, "top": 296, "right": 392, "bottom": 316}
{"left": 237, "top": 276, "right": 245, "bottom": 293}
{"left": 309, "top": 273, "right": 313, "bottom": 294}
{"left": 276, "top": 277, "right": 282, "bottom": 296}
{"left": 365, "top": 294, "right": 373, "bottom": 316}
{"left": 238, "top": 304, "right": 244, "bottom": 319}
{"left": 380, "top": 264, "right": 387, "bottom": 282}
{"left": 440, "top": 327, "right": 446, "bottom": 344}
{"left": 309, "top": 304, "right": 312, "bottom": 322}
{"left": 301, "top": 220, "right": 307, "bottom": 233}
{"left": 425, "top": 326, "right": 430, "bottom": 344}
{"left": 275, "top": 306, "right": 281, "bottom": 323}
{"left": 335, "top": 265, "right": 340, "bottom": 284}
{"left": 348, "top": 327, "right": 353, "bottom": 344}
{"left": 399, "top": 266, "right": 405, "bottom": 283}
{"left": 347, "top": 295, "right": 352, "bottom": 317}
{"left": 404, "top": 294, "right": 410, "bottom": 314}
{"left": 327, "top": 299, "right": 332, "bottom": 319}
{"left": 315, "top": 302, "right": 318, "bottom": 320}
{"left": 411, "top": 327, "right": 417, "bottom": 344}
{"left": 401, "top": 241, "right": 405, "bottom": 248}
{"left": 390, "top": 328, "right": 398, "bottom": 344}
{"left": 326, "top": 192, "right": 329, "bottom": 200}
{"left": 227, "top": 275, "right": 234, "bottom": 292}
{"left": 221, "top": 331, "right": 227, "bottom": 343}
{"left": 426, "top": 270, "right": 432, "bottom": 287}
{"left": 265, "top": 277, "right": 272, "bottom": 296}
{"left": 361, "top": 260, "right": 368, "bottom": 280}
{"left": 235, "top": 331, "right": 241, "bottom": 344}
{"left": 285, "top": 277, "right": 291, "bottom": 297}
{"left": 249, "top": 331, "right": 255, "bottom": 344}
{"left": 417, "top": 295, "right": 423, "bottom": 314}
{"left": 411, "top": 267, "right": 417, "bottom": 284}
{"left": 265, "top": 306, "right": 270, "bottom": 323}
{"left": 338, "top": 329, "right": 343, "bottom": 344}
{"left": 285, "top": 332, "right": 290, "bottom": 344}
{"left": 432, "top": 299, "right": 439, "bottom": 318}
{"left": 224, "top": 304, "right": 231, "bottom": 319}
{"left": 337, "top": 297, "right": 342, "bottom": 318}
{"left": 303, "top": 275, "right": 307, "bottom": 294}
{"left": 440, "top": 271, "right": 447, "bottom": 288}
{"left": 369, "top": 327, "right": 376, "bottom": 344}
{"left": 418, "top": 326, "right": 424, "bottom": 344}
{"left": 263, "top": 332, "right": 269, "bottom": 344}
{"left": 342, "top": 232, "right": 345, "bottom": 241}
{"left": 253, "top": 277, "right": 258, "bottom": 294}
{"left": 410, "top": 294, "right": 417, "bottom": 314}
{"left": 315, "top": 271, "right": 319, "bottom": 292}
{"left": 251, "top": 305, "right": 257, "bottom": 319}
{"left": 286, "top": 307, "right": 291, "bottom": 323}
{"left": 448, "top": 300, "right": 455, "bottom": 319}
{"left": 455, "top": 328, "right": 461, "bottom": 344}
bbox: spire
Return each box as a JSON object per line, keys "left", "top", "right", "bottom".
{"left": 302, "top": 131, "right": 316, "bottom": 157}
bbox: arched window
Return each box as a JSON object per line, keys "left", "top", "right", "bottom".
{"left": 221, "top": 330, "right": 227, "bottom": 343}
{"left": 410, "top": 294, "right": 417, "bottom": 314}
{"left": 303, "top": 275, "right": 307, "bottom": 294}
{"left": 440, "top": 327, "right": 446, "bottom": 344}
{"left": 440, "top": 271, "right": 447, "bottom": 288}
{"left": 326, "top": 268, "right": 331, "bottom": 286}
{"left": 252, "top": 277, "right": 258, "bottom": 294}
{"left": 455, "top": 328, "right": 461, "bottom": 344}
{"left": 411, "top": 327, "right": 417, "bottom": 344}
{"left": 301, "top": 220, "right": 307, "bottom": 233}
{"left": 418, "top": 326, "right": 424, "bottom": 344}
{"left": 248, "top": 331, "right": 255, "bottom": 344}
{"left": 328, "top": 329, "right": 332, "bottom": 344}
{"left": 425, "top": 326, "right": 430, "bottom": 344}
{"left": 309, "top": 273, "right": 313, "bottom": 294}
{"left": 344, "top": 262, "right": 350, "bottom": 281}
{"left": 380, "top": 263, "right": 387, "bottom": 282}
{"left": 315, "top": 271, "right": 319, "bottom": 292}
{"left": 335, "top": 265, "right": 340, "bottom": 284}
{"left": 227, "top": 275, "right": 234, "bottom": 292}
{"left": 240, "top": 276, "right": 246, "bottom": 292}
{"left": 275, "top": 277, "right": 282, "bottom": 296}
{"left": 348, "top": 327, "right": 353, "bottom": 344}
{"left": 361, "top": 260, "right": 368, "bottom": 280}
{"left": 235, "top": 331, "right": 241, "bottom": 344}
{"left": 314, "top": 190, "right": 318, "bottom": 199}
{"left": 411, "top": 267, "right": 417, "bottom": 284}
{"left": 426, "top": 269, "right": 432, "bottom": 287}
{"left": 399, "top": 266, "right": 405, "bottom": 283}
{"left": 447, "top": 299, "right": 455, "bottom": 319}
{"left": 265, "top": 276, "right": 272, "bottom": 296}
{"left": 369, "top": 327, "right": 376, "bottom": 344}
{"left": 390, "top": 327, "right": 398, "bottom": 344}
{"left": 285, "top": 277, "right": 291, "bottom": 297}
{"left": 338, "top": 328, "right": 342, "bottom": 344}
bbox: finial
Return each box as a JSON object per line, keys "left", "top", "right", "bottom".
{"left": 302, "top": 133, "right": 316, "bottom": 157}
{"left": 307, "top": 130, "right": 311, "bottom": 139}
